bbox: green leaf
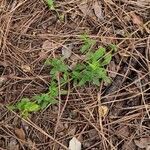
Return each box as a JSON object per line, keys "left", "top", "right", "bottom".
{"left": 27, "top": 103, "right": 40, "bottom": 112}
{"left": 80, "top": 43, "right": 91, "bottom": 53}
{"left": 46, "top": 58, "right": 68, "bottom": 77}
{"left": 103, "top": 76, "right": 112, "bottom": 83}
{"left": 15, "top": 98, "right": 40, "bottom": 117}
{"left": 80, "top": 34, "right": 96, "bottom": 53}
{"left": 78, "top": 78, "right": 87, "bottom": 86}
{"left": 72, "top": 70, "right": 80, "bottom": 78}
{"left": 74, "top": 64, "right": 86, "bottom": 71}
{"left": 89, "top": 61, "right": 99, "bottom": 70}
{"left": 22, "top": 111, "right": 29, "bottom": 118}
{"left": 97, "top": 68, "right": 107, "bottom": 78}
{"left": 91, "top": 47, "right": 106, "bottom": 61}
{"left": 46, "top": 0, "right": 55, "bottom": 10}
{"left": 16, "top": 98, "right": 30, "bottom": 111}
{"left": 80, "top": 34, "right": 88, "bottom": 41}
{"left": 92, "top": 78, "right": 100, "bottom": 86}
{"left": 101, "top": 54, "right": 112, "bottom": 66}
{"left": 34, "top": 82, "right": 58, "bottom": 109}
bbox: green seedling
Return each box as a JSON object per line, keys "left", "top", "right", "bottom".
{"left": 11, "top": 34, "right": 116, "bottom": 118}
{"left": 80, "top": 34, "right": 96, "bottom": 53}
{"left": 72, "top": 47, "right": 111, "bottom": 86}
{"left": 46, "top": 0, "right": 55, "bottom": 10}
{"left": 15, "top": 98, "right": 40, "bottom": 118}
{"left": 45, "top": 0, "right": 65, "bottom": 22}
{"left": 45, "top": 58, "right": 68, "bottom": 77}
{"left": 34, "top": 81, "right": 58, "bottom": 109}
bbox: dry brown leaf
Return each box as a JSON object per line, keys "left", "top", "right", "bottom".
{"left": 62, "top": 44, "right": 73, "bottom": 58}
{"left": 42, "top": 40, "right": 54, "bottom": 51}
{"left": 98, "top": 105, "right": 109, "bottom": 117}
{"left": 21, "top": 64, "right": 31, "bottom": 72}
{"left": 108, "top": 61, "right": 117, "bottom": 78}
{"left": 15, "top": 128, "right": 26, "bottom": 141}
{"left": 78, "top": 2, "right": 89, "bottom": 15}
{"left": 78, "top": 2, "right": 94, "bottom": 17}
{"left": 93, "top": 0, "right": 103, "bottom": 20}
{"left": 134, "top": 137, "right": 150, "bottom": 149}
{"left": 130, "top": 12, "right": 143, "bottom": 26}
{"left": 116, "top": 126, "right": 130, "bottom": 138}
{"left": 39, "top": 50, "right": 48, "bottom": 59}
{"left": 0, "top": 76, "right": 7, "bottom": 87}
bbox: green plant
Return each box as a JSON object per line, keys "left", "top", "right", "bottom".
{"left": 72, "top": 47, "right": 111, "bottom": 86}
{"left": 80, "top": 34, "right": 96, "bottom": 53}
{"left": 45, "top": 0, "right": 65, "bottom": 21}
{"left": 34, "top": 81, "right": 58, "bottom": 109}
{"left": 11, "top": 34, "right": 116, "bottom": 118}
{"left": 12, "top": 81, "right": 58, "bottom": 118}
{"left": 46, "top": 0, "right": 55, "bottom": 10}
{"left": 45, "top": 58, "right": 69, "bottom": 79}
{"left": 15, "top": 98, "right": 40, "bottom": 118}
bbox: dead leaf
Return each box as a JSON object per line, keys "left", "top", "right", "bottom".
{"left": 78, "top": 2, "right": 94, "bottom": 17}
{"left": 21, "top": 64, "right": 31, "bottom": 72}
{"left": 115, "top": 29, "right": 125, "bottom": 36}
{"left": 69, "top": 137, "right": 81, "bottom": 150}
{"left": 108, "top": 61, "right": 117, "bottom": 78}
{"left": 98, "top": 105, "right": 109, "bottom": 117}
{"left": 42, "top": 40, "right": 54, "bottom": 51}
{"left": 93, "top": 0, "right": 103, "bottom": 20}
{"left": 39, "top": 50, "right": 48, "bottom": 59}
{"left": 15, "top": 128, "right": 26, "bottom": 141}
{"left": 0, "top": 76, "right": 7, "bottom": 87}
{"left": 134, "top": 137, "right": 150, "bottom": 149}
{"left": 116, "top": 126, "right": 130, "bottom": 138}
{"left": 62, "top": 44, "right": 73, "bottom": 58}
{"left": 130, "top": 12, "right": 143, "bottom": 26}
{"left": 78, "top": 2, "right": 89, "bottom": 16}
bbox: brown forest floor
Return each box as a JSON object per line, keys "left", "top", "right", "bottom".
{"left": 0, "top": 0, "right": 150, "bottom": 150}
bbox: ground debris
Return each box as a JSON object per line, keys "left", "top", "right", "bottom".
{"left": 8, "top": 138, "right": 19, "bottom": 150}
{"left": 14, "top": 128, "right": 26, "bottom": 141}
{"left": 134, "top": 137, "right": 150, "bottom": 149}
{"left": 0, "top": 0, "right": 149, "bottom": 149}
{"left": 93, "top": 0, "right": 103, "bottom": 20}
